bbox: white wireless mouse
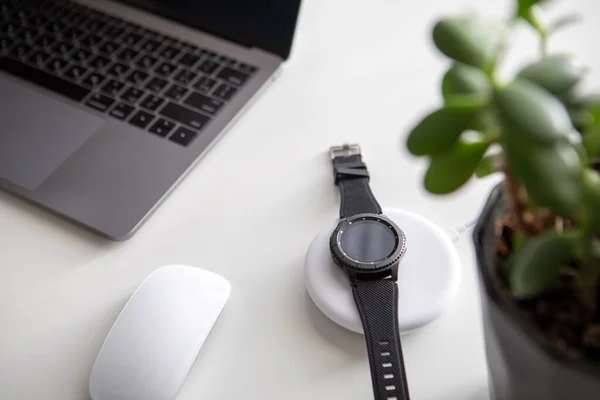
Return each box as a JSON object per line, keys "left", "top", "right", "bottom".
{"left": 89, "top": 265, "right": 231, "bottom": 400}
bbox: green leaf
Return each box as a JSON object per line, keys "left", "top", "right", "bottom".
{"left": 475, "top": 152, "right": 503, "bottom": 177}
{"left": 569, "top": 108, "right": 594, "bottom": 132}
{"left": 442, "top": 63, "right": 491, "bottom": 103}
{"left": 582, "top": 169, "right": 600, "bottom": 233}
{"left": 567, "top": 130, "right": 589, "bottom": 166}
{"left": 584, "top": 128, "right": 600, "bottom": 158}
{"left": 407, "top": 103, "right": 480, "bottom": 156}
{"left": 518, "top": 0, "right": 545, "bottom": 10}
{"left": 424, "top": 133, "right": 489, "bottom": 194}
{"left": 510, "top": 230, "right": 580, "bottom": 298}
{"left": 517, "top": 55, "right": 584, "bottom": 95}
{"left": 494, "top": 79, "right": 573, "bottom": 145}
{"left": 584, "top": 95, "right": 600, "bottom": 125}
{"left": 432, "top": 17, "right": 505, "bottom": 70}
{"left": 518, "top": 4, "right": 548, "bottom": 34}
{"left": 505, "top": 141, "right": 583, "bottom": 215}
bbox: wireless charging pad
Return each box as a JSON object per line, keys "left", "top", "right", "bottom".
{"left": 305, "top": 207, "right": 461, "bottom": 335}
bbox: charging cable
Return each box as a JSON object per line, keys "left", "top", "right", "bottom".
{"left": 446, "top": 218, "right": 478, "bottom": 243}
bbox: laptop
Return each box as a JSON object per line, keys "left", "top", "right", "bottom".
{"left": 0, "top": 0, "right": 302, "bottom": 240}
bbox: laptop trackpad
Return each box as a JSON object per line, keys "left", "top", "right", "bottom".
{"left": 0, "top": 76, "right": 104, "bottom": 191}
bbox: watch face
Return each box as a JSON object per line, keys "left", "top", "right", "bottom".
{"left": 330, "top": 214, "right": 406, "bottom": 273}
{"left": 340, "top": 220, "right": 397, "bottom": 264}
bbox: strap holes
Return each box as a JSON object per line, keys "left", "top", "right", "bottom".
{"left": 384, "top": 374, "right": 394, "bottom": 379}
{"left": 382, "top": 362, "right": 392, "bottom": 368}
{"left": 381, "top": 351, "right": 390, "bottom": 356}
{"left": 379, "top": 340, "right": 389, "bottom": 346}
{"left": 386, "top": 385, "right": 396, "bottom": 391}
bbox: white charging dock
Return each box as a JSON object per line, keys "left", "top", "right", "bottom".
{"left": 305, "top": 207, "right": 461, "bottom": 335}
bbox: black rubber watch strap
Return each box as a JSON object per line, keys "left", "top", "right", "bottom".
{"left": 333, "top": 154, "right": 382, "bottom": 218}
{"left": 353, "top": 280, "right": 410, "bottom": 400}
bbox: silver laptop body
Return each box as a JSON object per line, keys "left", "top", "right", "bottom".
{"left": 0, "top": 0, "right": 301, "bottom": 240}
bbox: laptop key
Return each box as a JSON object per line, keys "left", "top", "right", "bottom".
{"left": 86, "top": 20, "right": 106, "bottom": 33}
{"left": 85, "top": 92, "right": 115, "bottom": 112}
{"left": 193, "top": 76, "right": 217, "bottom": 93}
{"left": 82, "top": 72, "right": 106, "bottom": 88}
{"left": 72, "top": 48, "right": 91, "bottom": 63}
{"left": 0, "top": 57, "right": 90, "bottom": 102}
{"left": 213, "top": 83, "right": 237, "bottom": 101}
{"left": 20, "top": 28, "right": 38, "bottom": 44}
{"left": 64, "top": 65, "right": 86, "bottom": 80}
{"left": 129, "top": 110, "right": 154, "bottom": 129}
{"left": 126, "top": 69, "right": 149, "bottom": 85}
{"left": 45, "top": 21, "right": 65, "bottom": 34}
{"left": 199, "top": 49, "right": 216, "bottom": 58}
{"left": 116, "top": 48, "right": 138, "bottom": 63}
{"left": 79, "top": 34, "right": 102, "bottom": 48}
{"left": 35, "top": 34, "right": 56, "bottom": 49}
{"left": 52, "top": 41, "right": 73, "bottom": 56}
{"left": 197, "top": 59, "right": 219, "bottom": 74}
{"left": 27, "top": 50, "right": 51, "bottom": 65}
{"left": 159, "top": 46, "right": 180, "bottom": 60}
{"left": 174, "top": 69, "right": 196, "bottom": 85}
{"left": 107, "top": 63, "right": 130, "bottom": 79}
{"left": 148, "top": 118, "right": 176, "bottom": 137}
{"left": 164, "top": 84, "right": 188, "bottom": 102}
{"left": 62, "top": 27, "right": 84, "bottom": 42}
{"left": 122, "top": 32, "right": 143, "bottom": 47}
{"left": 140, "top": 38, "right": 161, "bottom": 53}
{"left": 109, "top": 102, "right": 135, "bottom": 120}
{"left": 216, "top": 67, "right": 249, "bottom": 86}
{"left": 139, "top": 93, "right": 164, "bottom": 111}
{"left": 10, "top": 43, "right": 32, "bottom": 58}
{"left": 46, "top": 57, "right": 69, "bottom": 72}
{"left": 178, "top": 53, "right": 200, "bottom": 68}
{"left": 122, "top": 86, "right": 145, "bottom": 104}
{"left": 0, "top": 36, "right": 12, "bottom": 52}
{"left": 136, "top": 55, "right": 157, "bottom": 69}
{"left": 237, "top": 63, "right": 257, "bottom": 75}
{"left": 102, "top": 26, "right": 124, "bottom": 40}
{"left": 28, "top": 14, "right": 48, "bottom": 28}
{"left": 145, "top": 76, "right": 168, "bottom": 93}
{"left": 155, "top": 62, "right": 177, "bottom": 78}
{"left": 99, "top": 41, "right": 120, "bottom": 55}
{"left": 160, "top": 102, "right": 210, "bottom": 130}
{"left": 215, "top": 55, "right": 235, "bottom": 65}
{"left": 101, "top": 79, "right": 126, "bottom": 96}
{"left": 184, "top": 92, "right": 223, "bottom": 116}
{"left": 169, "top": 126, "right": 198, "bottom": 147}
{"left": 88, "top": 55, "right": 111, "bottom": 69}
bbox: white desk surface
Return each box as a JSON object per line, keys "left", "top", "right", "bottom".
{"left": 1, "top": 0, "right": 600, "bottom": 399}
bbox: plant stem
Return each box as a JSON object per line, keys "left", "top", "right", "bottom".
{"left": 504, "top": 172, "right": 532, "bottom": 237}
{"left": 540, "top": 31, "right": 549, "bottom": 57}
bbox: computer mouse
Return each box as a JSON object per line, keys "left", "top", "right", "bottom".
{"left": 89, "top": 265, "right": 231, "bottom": 400}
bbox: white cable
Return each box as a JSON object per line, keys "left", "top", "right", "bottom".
{"left": 446, "top": 218, "right": 478, "bottom": 243}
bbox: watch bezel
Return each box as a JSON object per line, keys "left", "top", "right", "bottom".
{"left": 329, "top": 213, "right": 407, "bottom": 274}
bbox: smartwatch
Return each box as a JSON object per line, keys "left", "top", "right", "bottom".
{"left": 328, "top": 144, "right": 410, "bottom": 400}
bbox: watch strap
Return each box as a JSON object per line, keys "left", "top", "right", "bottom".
{"left": 333, "top": 153, "right": 382, "bottom": 218}
{"left": 353, "top": 279, "right": 410, "bottom": 400}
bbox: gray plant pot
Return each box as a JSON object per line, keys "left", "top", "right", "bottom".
{"left": 473, "top": 185, "right": 600, "bottom": 400}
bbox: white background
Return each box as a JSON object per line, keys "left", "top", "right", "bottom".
{"left": 1, "top": 0, "right": 600, "bottom": 399}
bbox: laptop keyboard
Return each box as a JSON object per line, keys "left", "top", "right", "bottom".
{"left": 0, "top": 0, "right": 258, "bottom": 147}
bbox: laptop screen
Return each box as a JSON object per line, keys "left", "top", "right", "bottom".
{"left": 115, "top": 0, "right": 302, "bottom": 60}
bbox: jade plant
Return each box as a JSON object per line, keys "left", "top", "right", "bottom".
{"left": 407, "top": 0, "right": 600, "bottom": 354}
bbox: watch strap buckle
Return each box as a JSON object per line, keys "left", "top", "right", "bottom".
{"left": 329, "top": 144, "right": 361, "bottom": 160}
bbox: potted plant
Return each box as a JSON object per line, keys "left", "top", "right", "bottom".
{"left": 405, "top": 0, "right": 600, "bottom": 398}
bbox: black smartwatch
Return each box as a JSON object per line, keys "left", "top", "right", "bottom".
{"left": 328, "top": 144, "right": 410, "bottom": 400}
